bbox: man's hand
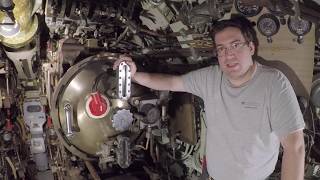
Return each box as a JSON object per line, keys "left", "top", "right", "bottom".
{"left": 113, "top": 55, "right": 137, "bottom": 79}
{"left": 112, "top": 55, "right": 185, "bottom": 92}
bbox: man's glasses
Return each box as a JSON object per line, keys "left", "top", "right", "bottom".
{"left": 215, "top": 41, "right": 249, "bottom": 57}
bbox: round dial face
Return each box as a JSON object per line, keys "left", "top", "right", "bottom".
{"left": 235, "top": 0, "right": 262, "bottom": 17}
{"left": 257, "top": 14, "right": 280, "bottom": 37}
{"left": 288, "top": 16, "right": 312, "bottom": 36}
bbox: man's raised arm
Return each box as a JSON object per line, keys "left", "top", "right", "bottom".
{"left": 113, "top": 55, "right": 186, "bottom": 92}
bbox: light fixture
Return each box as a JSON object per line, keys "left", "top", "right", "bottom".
{"left": 0, "top": 16, "right": 20, "bottom": 37}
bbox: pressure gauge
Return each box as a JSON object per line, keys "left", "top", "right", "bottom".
{"left": 288, "top": 16, "right": 312, "bottom": 44}
{"left": 257, "top": 13, "right": 280, "bottom": 43}
{"left": 235, "top": 0, "right": 262, "bottom": 17}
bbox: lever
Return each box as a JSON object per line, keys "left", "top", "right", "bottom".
{"left": 117, "top": 62, "right": 131, "bottom": 100}
{"left": 64, "top": 103, "right": 74, "bottom": 137}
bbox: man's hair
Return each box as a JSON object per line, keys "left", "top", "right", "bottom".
{"left": 211, "top": 15, "right": 259, "bottom": 56}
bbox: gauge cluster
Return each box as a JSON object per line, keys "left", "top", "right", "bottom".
{"left": 234, "top": 0, "right": 315, "bottom": 44}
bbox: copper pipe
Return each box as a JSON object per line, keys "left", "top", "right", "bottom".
{"left": 84, "top": 161, "right": 101, "bottom": 180}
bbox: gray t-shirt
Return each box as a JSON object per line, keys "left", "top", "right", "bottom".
{"left": 182, "top": 63, "right": 305, "bottom": 180}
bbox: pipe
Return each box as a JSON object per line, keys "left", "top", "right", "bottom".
{"left": 84, "top": 161, "right": 101, "bottom": 180}
{"left": 110, "top": 27, "right": 129, "bottom": 47}
{"left": 5, "top": 58, "right": 9, "bottom": 95}
{"left": 5, "top": 156, "right": 17, "bottom": 179}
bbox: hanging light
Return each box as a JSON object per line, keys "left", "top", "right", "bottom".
{"left": 0, "top": 16, "right": 20, "bottom": 37}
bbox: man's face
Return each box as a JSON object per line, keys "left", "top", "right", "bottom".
{"left": 215, "top": 27, "right": 255, "bottom": 81}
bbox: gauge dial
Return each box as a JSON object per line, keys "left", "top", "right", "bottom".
{"left": 288, "top": 16, "right": 312, "bottom": 36}
{"left": 257, "top": 13, "right": 280, "bottom": 37}
{"left": 235, "top": 0, "right": 262, "bottom": 17}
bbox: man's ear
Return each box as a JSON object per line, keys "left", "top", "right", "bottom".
{"left": 249, "top": 41, "right": 255, "bottom": 55}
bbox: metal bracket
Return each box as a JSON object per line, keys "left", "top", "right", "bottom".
{"left": 117, "top": 62, "right": 131, "bottom": 100}
{"left": 64, "top": 103, "right": 74, "bottom": 137}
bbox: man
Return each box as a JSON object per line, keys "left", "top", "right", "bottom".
{"left": 113, "top": 16, "right": 305, "bottom": 180}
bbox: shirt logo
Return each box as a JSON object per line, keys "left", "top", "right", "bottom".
{"left": 241, "top": 101, "right": 259, "bottom": 109}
